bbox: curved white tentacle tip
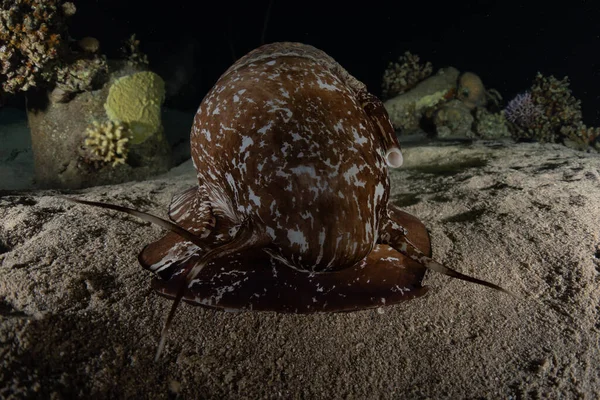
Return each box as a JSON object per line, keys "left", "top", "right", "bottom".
{"left": 385, "top": 147, "right": 403, "bottom": 168}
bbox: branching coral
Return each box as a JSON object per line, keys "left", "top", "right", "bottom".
{"left": 83, "top": 120, "right": 131, "bottom": 167}
{"left": 120, "top": 34, "right": 149, "bottom": 67}
{"left": 381, "top": 51, "right": 432, "bottom": 100}
{"left": 0, "top": 0, "right": 75, "bottom": 93}
{"left": 52, "top": 56, "right": 108, "bottom": 102}
{"left": 505, "top": 73, "right": 600, "bottom": 147}
{"left": 1, "top": 0, "right": 107, "bottom": 102}
{"left": 504, "top": 92, "right": 543, "bottom": 127}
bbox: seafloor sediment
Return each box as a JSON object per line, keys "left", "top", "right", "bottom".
{"left": 1, "top": 141, "right": 599, "bottom": 399}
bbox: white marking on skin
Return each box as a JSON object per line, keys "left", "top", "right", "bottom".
{"left": 325, "top": 234, "right": 344, "bottom": 270}
{"left": 266, "top": 60, "right": 276, "bottom": 66}
{"left": 352, "top": 127, "right": 368, "bottom": 145}
{"left": 333, "top": 120, "right": 344, "bottom": 133}
{"left": 212, "top": 105, "right": 221, "bottom": 115}
{"left": 257, "top": 158, "right": 267, "bottom": 171}
{"left": 316, "top": 77, "right": 339, "bottom": 91}
{"left": 338, "top": 191, "right": 345, "bottom": 198}
{"left": 219, "top": 123, "right": 235, "bottom": 134}
{"left": 290, "top": 165, "right": 317, "bottom": 178}
{"left": 280, "top": 88, "right": 290, "bottom": 98}
{"left": 269, "top": 200, "right": 282, "bottom": 218}
{"left": 275, "top": 168, "right": 290, "bottom": 178}
{"left": 225, "top": 172, "right": 239, "bottom": 200}
{"left": 287, "top": 229, "right": 308, "bottom": 252}
{"left": 315, "top": 227, "right": 326, "bottom": 265}
{"left": 374, "top": 182, "right": 385, "bottom": 202}
{"left": 233, "top": 95, "right": 239, "bottom": 103}
{"left": 240, "top": 136, "right": 254, "bottom": 152}
{"left": 248, "top": 186, "right": 261, "bottom": 207}
{"left": 323, "top": 158, "right": 341, "bottom": 177}
{"left": 343, "top": 165, "right": 366, "bottom": 187}
{"left": 300, "top": 211, "right": 314, "bottom": 229}
{"left": 150, "top": 242, "right": 200, "bottom": 273}
{"left": 257, "top": 121, "right": 273, "bottom": 134}
{"left": 365, "top": 220, "right": 372, "bottom": 242}
{"left": 266, "top": 226, "right": 276, "bottom": 240}
{"left": 201, "top": 129, "right": 211, "bottom": 142}
{"left": 268, "top": 107, "right": 293, "bottom": 122}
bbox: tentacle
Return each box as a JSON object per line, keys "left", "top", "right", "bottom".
{"left": 169, "top": 186, "right": 216, "bottom": 238}
{"left": 155, "top": 217, "right": 269, "bottom": 360}
{"left": 60, "top": 197, "right": 208, "bottom": 248}
{"left": 379, "top": 217, "right": 512, "bottom": 295}
{"left": 61, "top": 197, "right": 271, "bottom": 360}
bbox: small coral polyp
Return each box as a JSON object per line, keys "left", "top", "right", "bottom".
{"left": 84, "top": 120, "right": 130, "bottom": 167}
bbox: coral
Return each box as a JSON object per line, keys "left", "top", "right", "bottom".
{"left": 77, "top": 36, "right": 100, "bottom": 53}
{"left": 83, "top": 120, "right": 130, "bottom": 167}
{"left": 457, "top": 72, "right": 486, "bottom": 109}
{"left": 120, "top": 34, "right": 149, "bottom": 67}
{"left": 504, "top": 92, "right": 543, "bottom": 128}
{"left": 433, "top": 100, "right": 475, "bottom": 138}
{"left": 0, "top": 0, "right": 75, "bottom": 93}
{"left": 381, "top": 51, "right": 432, "bottom": 100}
{"left": 52, "top": 56, "right": 108, "bottom": 102}
{"left": 506, "top": 73, "right": 600, "bottom": 147}
{"left": 560, "top": 123, "right": 600, "bottom": 150}
{"left": 473, "top": 109, "right": 511, "bottom": 139}
{"left": 104, "top": 71, "right": 165, "bottom": 144}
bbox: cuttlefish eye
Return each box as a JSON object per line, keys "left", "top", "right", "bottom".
{"left": 385, "top": 147, "right": 403, "bottom": 168}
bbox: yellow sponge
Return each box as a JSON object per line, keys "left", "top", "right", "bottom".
{"left": 104, "top": 71, "right": 165, "bottom": 144}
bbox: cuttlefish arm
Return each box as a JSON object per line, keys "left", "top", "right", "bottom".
{"left": 379, "top": 209, "right": 512, "bottom": 295}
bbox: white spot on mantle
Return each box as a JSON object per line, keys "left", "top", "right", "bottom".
{"left": 240, "top": 136, "right": 254, "bottom": 152}
{"left": 343, "top": 165, "right": 366, "bottom": 187}
{"left": 288, "top": 229, "right": 308, "bottom": 252}
{"left": 248, "top": 187, "right": 261, "bottom": 207}
{"left": 290, "top": 165, "right": 317, "bottom": 178}
{"left": 257, "top": 121, "right": 273, "bottom": 135}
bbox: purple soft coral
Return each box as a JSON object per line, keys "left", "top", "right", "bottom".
{"left": 504, "top": 92, "right": 542, "bottom": 128}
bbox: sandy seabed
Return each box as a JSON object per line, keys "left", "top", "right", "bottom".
{"left": 1, "top": 141, "right": 599, "bottom": 399}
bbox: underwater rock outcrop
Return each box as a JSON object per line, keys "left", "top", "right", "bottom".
{"left": 27, "top": 62, "right": 172, "bottom": 189}
{"left": 383, "top": 66, "right": 508, "bottom": 140}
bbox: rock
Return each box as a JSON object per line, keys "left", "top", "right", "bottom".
{"left": 384, "top": 67, "right": 460, "bottom": 133}
{"left": 432, "top": 99, "right": 475, "bottom": 138}
{"left": 456, "top": 71, "right": 486, "bottom": 109}
{"left": 27, "top": 61, "right": 172, "bottom": 189}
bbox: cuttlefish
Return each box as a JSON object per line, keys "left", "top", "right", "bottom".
{"left": 65, "top": 42, "right": 508, "bottom": 359}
